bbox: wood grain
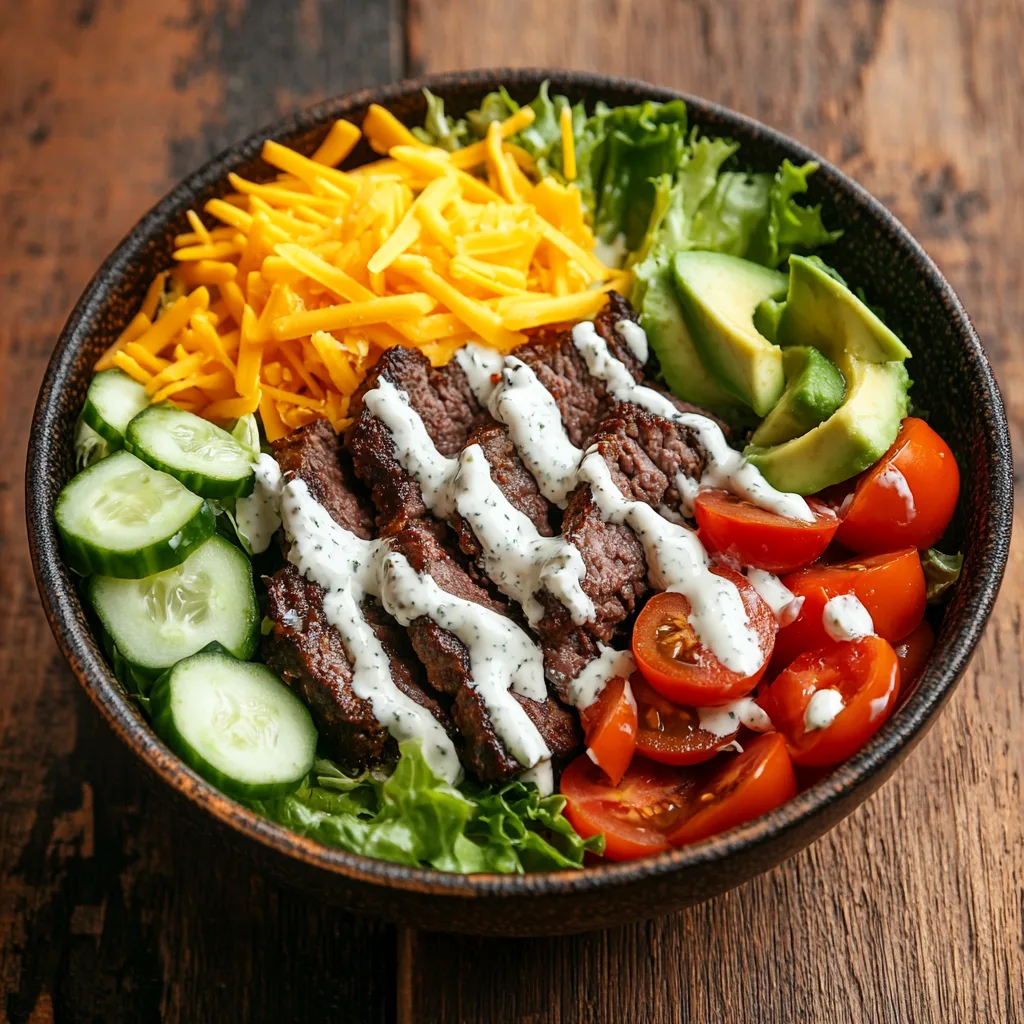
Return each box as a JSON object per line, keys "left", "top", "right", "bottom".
{"left": 2, "top": 1, "right": 1022, "bottom": 1022}
{"left": 0, "top": 2, "right": 402, "bottom": 1021}
{"left": 403, "top": 1, "right": 1024, "bottom": 1021}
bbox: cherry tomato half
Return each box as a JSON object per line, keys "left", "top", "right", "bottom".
{"left": 560, "top": 753, "right": 697, "bottom": 862}
{"left": 695, "top": 490, "right": 839, "bottom": 574}
{"left": 773, "top": 549, "right": 926, "bottom": 669}
{"left": 834, "top": 418, "right": 960, "bottom": 554}
{"left": 668, "top": 733, "right": 797, "bottom": 846}
{"left": 759, "top": 636, "right": 900, "bottom": 767}
{"left": 579, "top": 676, "right": 638, "bottom": 785}
{"left": 631, "top": 673, "right": 738, "bottom": 766}
{"left": 894, "top": 620, "right": 935, "bottom": 704}
{"left": 632, "top": 568, "right": 776, "bottom": 707}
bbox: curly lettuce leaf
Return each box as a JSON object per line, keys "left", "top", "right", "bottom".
{"left": 74, "top": 416, "right": 111, "bottom": 469}
{"left": 249, "top": 742, "right": 601, "bottom": 874}
{"left": 921, "top": 548, "right": 963, "bottom": 602}
{"left": 411, "top": 88, "right": 473, "bottom": 152}
{"left": 746, "top": 159, "right": 843, "bottom": 266}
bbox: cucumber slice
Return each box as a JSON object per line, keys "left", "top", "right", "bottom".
{"left": 82, "top": 368, "right": 150, "bottom": 446}
{"left": 88, "top": 535, "right": 258, "bottom": 681}
{"left": 56, "top": 450, "right": 215, "bottom": 578}
{"left": 125, "top": 406, "right": 255, "bottom": 499}
{"left": 151, "top": 648, "right": 317, "bottom": 799}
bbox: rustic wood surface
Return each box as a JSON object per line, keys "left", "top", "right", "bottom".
{"left": 1, "top": 1, "right": 1021, "bottom": 1021}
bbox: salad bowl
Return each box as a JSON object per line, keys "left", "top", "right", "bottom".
{"left": 26, "top": 68, "right": 1012, "bottom": 936}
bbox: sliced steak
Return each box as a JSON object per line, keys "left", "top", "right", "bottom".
{"left": 265, "top": 421, "right": 451, "bottom": 772}
{"left": 389, "top": 521, "right": 581, "bottom": 783}
{"left": 272, "top": 419, "right": 375, "bottom": 540}
{"left": 263, "top": 565, "right": 451, "bottom": 772}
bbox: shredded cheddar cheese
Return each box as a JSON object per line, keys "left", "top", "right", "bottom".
{"left": 97, "top": 105, "right": 623, "bottom": 441}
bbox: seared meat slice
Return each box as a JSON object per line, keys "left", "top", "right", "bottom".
{"left": 513, "top": 292, "right": 645, "bottom": 449}
{"left": 389, "top": 521, "right": 581, "bottom": 783}
{"left": 590, "top": 403, "right": 710, "bottom": 516}
{"left": 272, "top": 419, "right": 375, "bottom": 539}
{"left": 347, "top": 347, "right": 489, "bottom": 532}
{"left": 263, "top": 565, "right": 451, "bottom": 773}
{"left": 265, "top": 421, "right": 451, "bottom": 771}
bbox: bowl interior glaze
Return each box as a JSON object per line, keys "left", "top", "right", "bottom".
{"left": 26, "top": 69, "right": 1012, "bottom": 936}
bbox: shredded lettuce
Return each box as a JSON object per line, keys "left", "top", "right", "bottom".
{"left": 411, "top": 89, "right": 473, "bottom": 152}
{"left": 248, "top": 742, "right": 602, "bottom": 874}
{"left": 74, "top": 416, "right": 111, "bottom": 469}
{"left": 921, "top": 548, "right": 963, "bottom": 602}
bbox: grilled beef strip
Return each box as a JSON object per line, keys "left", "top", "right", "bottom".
{"left": 389, "top": 521, "right": 581, "bottom": 783}
{"left": 261, "top": 422, "right": 453, "bottom": 773}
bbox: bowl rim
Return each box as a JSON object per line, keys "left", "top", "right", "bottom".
{"left": 26, "top": 67, "right": 1013, "bottom": 899}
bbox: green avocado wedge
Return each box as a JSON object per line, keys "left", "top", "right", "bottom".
{"left": 745, "top": 357, "right": 910, "bottom": 494}
{"left": 670, "top": 251, "right": 789, "bottom": 416}
{"left": 639, "top": 263, "right": 746, "bottom": 414}
{"left": 776, "top": 254, "right": 911, "bottom": 362}
{"left": 749, "top": 346, "right": 846, "bottom": 447}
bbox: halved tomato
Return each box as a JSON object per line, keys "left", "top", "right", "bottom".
{"left": 632, "top": 568, "right": 775, "bottom": 707}
{"left": 759, "top": 635, "right": 900, "bottom": 767}
{"left": 894, "top": 620, "right": 935, "bottom": 703}
{"left": 694, "top": 490, "right": 839, "bottom": 574}
{"left": 773, "top": 549, "right": 926, "bottom": 669}
{"left": 835, "top": 418, "right": 960, "bottom": 554}
{"left": 668, "top": 733, "right": 797, "bottom": 846}
{"left": 560, "top": 754, "right": 697, "bottom": 862}
{"left": 632, "top": 673, "right": 738, "bottom": 766}
{"left": 579, "top": 676, "right": 638, "bottom": 785}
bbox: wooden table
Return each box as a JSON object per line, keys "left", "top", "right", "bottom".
{"left": 2, "top": 1, "right": 1021, "bottom": 1020}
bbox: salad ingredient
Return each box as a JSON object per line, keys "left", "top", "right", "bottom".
{"left": 560, "top": 753, "right": 696, "bottom": 861}
{"left": 82, "top": 368, "right": 150, "bottom": 445}
{"left": 748, "top": 346, "right": 846, "bottom": 447}
{"left": 125, "top": 405, "right": 257, "bottom": 499}
{"left": 631, "top": 674, "right": 741, "bottom": 766}
{"left": 151, "top": 647, "right": 317, "bottom": 799}
{"left": 894, "top": 620, "right": 935, "bottom": 699}
{"left": 834, "top": 417, "right": 960, "bottom": 553}
{"left": 669, "top": 251, "right": 788, "bottom": 415}
{"left": 74, "top": 416, "right": 111, "bottom": 470}
{"left": 773, "top": 549, "right": 926, "bottom": 668}
{"left": 668, "top": 733, "right": 797, "bottom": 846}
{"left": 745, "top": 358, "right": 911, "bottom": 494}
{"left": 579, "top": 676, "right": 638, "bottom": 785}
{"left": 638, "top": 263, "right": 746, "bottom": 418}
{"left": 87, "top": 535, "right": 258, "bottom": 684}
{"left": 775, "top": 255, "right": 912, "bottom": 363}
{"left": 254, "top": 742, "right": 602, "bottom": 873}
{"left": 821, "top": 593, "right": 875, "bottom": 641}
{"left": 921, "top": 548, "right": 964, "bottom": 602}
{"left": 631, "top": 570, "right": 776, "bottom": 706}
{"left": 55, "top": 450, "right": 215, "bottom": 578}
{"left": 759, "top": 636, "right": 899, "bottom": 767}
{"left": 694, "top": 490, "right": 838, "bottom": 574}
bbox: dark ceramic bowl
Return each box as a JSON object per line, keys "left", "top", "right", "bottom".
{"left": 27, "top": 69, "right": 1012, "bottom": 936}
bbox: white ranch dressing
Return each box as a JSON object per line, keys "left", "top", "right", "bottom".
{"left": 578, "top": 452, "right": 764, "bottom": 676}
{"left": 236, "top": 453, "right": 283, "bottom": 554}
{"left": 363, "top": 378, "right": 594, "bottom": 627}
{"left": 804, "top": 688, "right": 845, "bottom": 732}
{"left": 697, "top": 698, "right": 773, "bottom": 738}
{"left": 280, "top": 478, "right": 462, "bottom": 783}
{"left": 454, "top": 341, "right": 503, "bottom": 404}
{"left": 570, "top": 321, "right": 815, "bottom": 523}
{"left": 616, "top": 319, "right": 649, "bottom": 364}
{"left": 487, "top": 356, "right": 584, "bottom": 508}
{"left": 745, "top": 568, "right": 805, "bottom": 626}
{"left": 822, "top": 594, "right": 875, "bottom": 641}
{"left": 568, "top": 645, "right": 637, "bottom": 709}
{"left": 877, "top": 462, "right": 917, "bottom": 520}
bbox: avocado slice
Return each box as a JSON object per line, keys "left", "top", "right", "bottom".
{"left": 670, "top": 252, "right": 789, "bottom": 416}
{"left": 745, "top": 357, "right": 910, "bottom": 494}
{"left": 639, "top": 263, "right": 747, "bottom": 415}
{"left": 776, "top": 255, "right": 911, "bottom": 363}
{"left": 749, "top": 346, "right": 846, "bottom": 447}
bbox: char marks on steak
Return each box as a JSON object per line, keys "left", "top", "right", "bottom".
{"left": 264, "top": 423, "right": 451, "bottom": 772}
{"left": 390, "top": 521, "right": 581, "bottom": 783}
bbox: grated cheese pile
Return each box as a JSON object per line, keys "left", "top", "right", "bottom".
{"left": 94, "top": 103, "right": 628, "bottom": 441}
